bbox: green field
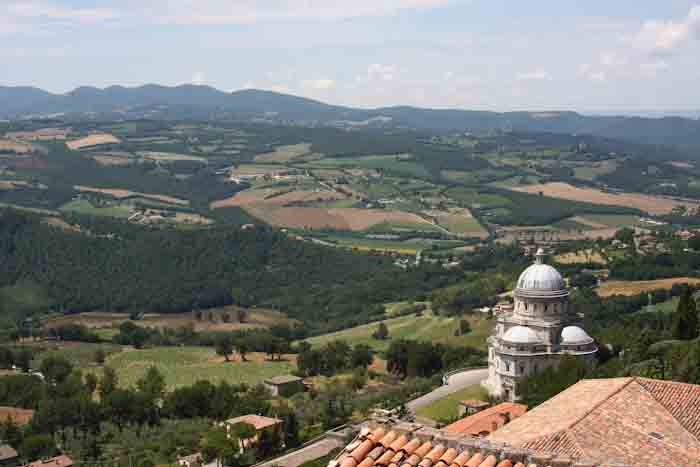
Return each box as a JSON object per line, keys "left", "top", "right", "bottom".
{"left": 60, "top": 198, "right": 133, "bottom": 218}
{"left": 31, "top": 342, "right": 123, "bottom": 369}
{"left": 305, "top": 310, "right": 493, "bottom": 352}
{"left": 309, "top": 155, "right": 431, "bottom": 178}
{"left": 415, "top": 384, "right": 489, "bottom": 422}
{"left": 91, "top": 346, "right": 293, "bottom": 390}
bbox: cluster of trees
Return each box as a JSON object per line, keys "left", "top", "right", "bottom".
{"left": 296, "top": 341, "right": 373, "bottom": 377}
{"left": 0, "top": 210, "right": 462, "bottom": 332}
{"left": 386, "top": 339, "right": 484, "bottom": 379}
{"left": 0, "top": 346, "right": 34, "bottom": 372}
{"left": 45, "top": 324, "right": 100, "bottom": 343}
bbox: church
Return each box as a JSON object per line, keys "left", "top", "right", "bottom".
{"left": 484, "top": 248, "right": 597, "bottom": 401}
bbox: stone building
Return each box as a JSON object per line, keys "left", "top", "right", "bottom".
{"left": 484, "top": 248, "right": 597, "bottom": 401}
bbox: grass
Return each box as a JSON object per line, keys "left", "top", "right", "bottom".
{"left": 309, "top": 156, "right": 431, "bottom": 178}
{"left": 90, "top": 346, "right": 293, "bottom": 390}
{"left": 576, "top": 214, "right": 641, "bottom": 228}
{"left": 415, "top": 384, "right": 489, "bottom": 422}
{"left": 305, "top": 309, "right": 493, "bottom": 353}
{"left": 31, "top": 342, "right": 123, "bottom": 370}
{"left": 60, "top": 198, "right": 133, "bottom": 218}
{"left": 597, "top": 278, "right": 700, "bottom": 297}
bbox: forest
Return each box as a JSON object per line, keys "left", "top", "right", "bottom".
{"left": 0, "top": 209, "right": 461, "bottom": 332}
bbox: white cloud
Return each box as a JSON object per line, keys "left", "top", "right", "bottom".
{"left": 0, "top": 1, "right": 118, "bottom": 35}
{"left": 630, "top": 5, "right": 700, "bottom": 55}
{"left": 639, "top": 61, "right": 669, "bottom": 78}
{"left": 516, "top": 69, "right": 551, "bottom": 81}
{"left": 191, "top": 72, "right": 206, "bottom": 85}
{"left": 302, "top": 78, "right": 336, "bottom": 90}
{"left": 365, "top": 64, "right": 399, "bottom": 82}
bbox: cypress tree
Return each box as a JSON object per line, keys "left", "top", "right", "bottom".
{"left": 672, "top": 287, "right": 699, "bottom": 340}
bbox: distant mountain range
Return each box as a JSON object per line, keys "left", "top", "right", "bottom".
{"left": 2, "top": 84, "right": 700, "bottom": 149}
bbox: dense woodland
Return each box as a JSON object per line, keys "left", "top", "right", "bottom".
{"left": 0, "top": 209, "right": 461, "bottom": 331}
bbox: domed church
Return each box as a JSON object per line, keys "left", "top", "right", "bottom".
{"left": 484, "top": 248, "right": 597, "bottom": 401}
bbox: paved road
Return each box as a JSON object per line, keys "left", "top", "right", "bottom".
{"left": 256, "top": 437, "right": 345, "bottom": 467}
{"left": 406, "top": 368, "right": 489, "bottom": 412}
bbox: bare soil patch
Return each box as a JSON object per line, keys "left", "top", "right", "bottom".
{"left": 210, "top": 188, "right": 345, "bottom": 209}
{"left": 6, "top": 127, "right": 71, "bottom": 141}
{"left": 597, "top": 277, "right": 700, "bottom": 297}
{"left": 254, "top": 143, "right": 312, "bottom": 163}
{"left": 67, "top": 133, "right": 121, "bottom": 150}
{"left": 510, "top": 182, "right": 698, "bottom": 215}
{"left": 74, "top": 185, "right": 189, "bottom": 206}
{"left": 555, "top": 249, "right": 606, "bottom": 265}
{"left": 0, "top": 139, "right": 35, "bottom": 154}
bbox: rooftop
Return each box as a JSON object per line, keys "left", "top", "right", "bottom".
{"left": 224, "top": 414, "right": 282, "bottom": 431}
{"left": 459, "top": 400, "right": 490, "bottom": 409}
{"left": 488, "top": 377, "right": 700, "bottom": 467}
{"left": 443, "top": 403, "right": 528, "bottom": 437}
{"left": 25, "top": 455, "right": 74, "bottom": 467}
{"left": 0, "top": 445, "right": 18, "bottom": 461}
{"left": 0, "top": 406, "right": 34, "bottom": 426}
{"left": 330, "top": 423, "right": 621, "bottom": 467}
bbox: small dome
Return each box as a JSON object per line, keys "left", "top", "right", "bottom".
{"left": 502, "top": 326, "right": 542, "bottom": 344}
{"left": 561, "top": 326, "right": 593, "bottom": 345}
{"left": 516, "top": 249, "right": 566, "bottom": 293}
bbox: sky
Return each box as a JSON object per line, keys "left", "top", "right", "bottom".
{"left": 1, "top": 0, "right": 700, "bottom": 112}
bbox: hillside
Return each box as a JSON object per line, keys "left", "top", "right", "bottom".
{"left": 2, "top": 85, "right": 700, "bottom": 150}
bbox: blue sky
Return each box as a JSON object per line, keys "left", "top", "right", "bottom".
{"left": 2, "top": 0, "right": 700, "bottom": 111}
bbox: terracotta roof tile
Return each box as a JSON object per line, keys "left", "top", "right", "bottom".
{"left": 369, "top": 428, "right": 387, "bottom": 443}
{"left": 444, "top": 403, "right": 527, "bottom": 437}
{"left": 350, "top": 440, "right": 375, "bottom": 462}
{"left": 477, "top": 456, "right": 497, "bottom": 467}
{"left": 424, "top": 445, "right": 447, "bottom": 463}
{"left": 495, "top": 461, "right": 512, "bottom": 467}
{"left": 401, "top": 439, "right": 423, "bottom": 455}
{"left": 379, "top": 431, "right": 399, "bottom": 448}
{"left": 389, "top": 435, "right": 410, "bottom": 452}
{"left": 438, "top": 448, "right": 458, "bottom": 466}
{"left": 464, "top": 453, "right": 483, "bottom": 467}
{"left": 357, "top": 458, "right": 375, "bottom": 467}
{"left": 340, "top": 458, "right": 357, "bottom": 467}
{"left": 449, "top": 450, "right": 472, "bottom": 467}
{"left": 368, "top": 446, "right": 386, "bottom": 460}
{"left": 376, "top": 450, "right": 397, "bottom": 466}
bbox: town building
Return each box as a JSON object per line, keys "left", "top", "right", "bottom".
{"left": 484, "top": 248, "right": 597, "bottom": 401}
{"left": 0, "top": 445, "right": 18, "bottom": 467}
{"left": 177, "top": 453, "right": 203, "bottom": 467}
{"left": 456, "top": 400, "right": 490, "bottom": 417}
{"left": 488, "top": 377, "right": 700, "bottom": 467}
{"left": 264, "top": 375, "right": 305, "bottom": 397}
{"left": 442, "top": 402, "right": 527, "bottom": 438}
{"left": 24, "top": 455, "right": 73, "bottom": 467}
{"left": 220, "top": 414, "right": 283, "bottom": 450}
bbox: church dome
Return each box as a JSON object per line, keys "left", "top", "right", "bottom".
{"left": 502, "top": 326, "right": 542, "bottom": 344}
{"left": 561, "top": 326, "right": 594, "bottom": 345}
{"left": 515, "top": 248, "right": 567, "bottom": 297}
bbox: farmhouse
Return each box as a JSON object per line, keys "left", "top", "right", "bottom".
{"left": 442, "top": 402, "right": 527, "bottom": 438}
{"left": 0, "top": 445, "right": 18, "bottom": 467}
{"left": 177, "top": 453, "right": 203, "bottom": 467}
{"left": 221, "top": 414, "right": 283, "bottom": 450}
{"left": 263, "top": 375, "right": 305, "bottom": 397}
{"left": 25, "top": 455, "right": 73, "bottom": 467}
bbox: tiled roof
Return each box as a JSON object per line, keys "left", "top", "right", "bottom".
{"left": 0, "top": 406, "right": 34, "bottom": 425}
{"left": 224, "top": 414, "right": 282, "bottom": 431}
{"left": 489, "top": 377, "right": 700, "bottom": 467}
{"left": 329, "top": 423, "right": 620, "bottom": 467}
{"left": 443, "top": 403, "right": 528, "bottom": 437}
{"left": 0, "top": 445, "right": 18, "bottom": 461}
{"left": 25, "top": 455, "right": 74, "bottom": 467}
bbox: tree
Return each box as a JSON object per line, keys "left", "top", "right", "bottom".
{"left": 15, "top": 349, "right": 32, "bottom": 372}
{"left": 672, "top": 286, "right": 699, "bottom": 340}
{"left": 19, "top": 434, "right": 56, "bottom": 462}
{"left": 200, "top": 427, "right": 240, "bottom": 467}
{"left": 100, "top": 366, "right": 118, "bottom": 398}
{"left": 457, "top": 319, "right": 472, "bottom": 336}
{"left": 372, "top": 322, "right": 389, "bottom": 340}
{"left": 0, "top": 417, "right": 22, "bottom": 448}
{"left": 518, "top": 356, "right": 589, "bottom": 408}
{"left": 95, "top": 348, "right": 106, "bottom": 365}
{"left": 350, "top": 344, "right": 374, "bottom": 369}
{"left": 84, "top": 373, "right": 99, "bottom": 397}
{"left": 216, "top": 335, "right": 234, "bottom": 362}
{"left": 39, "top": 356, "right": 73, "bottom": 385}
{"left": 349, "top": 368, "right": 368, "bottom": 391}
{"left": 137, "top": 366, "right": 166, "bottom": 402}
{"left": 675, "top": 341, "right": 700, "bottom": 384}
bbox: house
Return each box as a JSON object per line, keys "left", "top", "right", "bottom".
{"left": 456, "top": 399, "right": 490, "bottom": 417}
{"left": 177, "top": 453, "right": 203, "bottom": 467}
{"left": 488, "top": 377, "right": 700, "bottom": 467}
{"left": 442, "top": 402, "right": 527, "bottom": 437}
{"left": 264, "top": 375, "right": 305, "bottom": 397}
{"left": 0, "top": 407, "right": 34, "bottom": 426}
{"left": 220, "top": 415, "right": 283, "bottom": 449}
{"left": 24, "top": 455, "right": 73, "bottom": 467}
{"left": 0, "top": 445, "right": 18, "bottom": 467}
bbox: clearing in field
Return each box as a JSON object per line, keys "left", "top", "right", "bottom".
{"left": 254, "top": 143, "right": 312, "bottom": 163}
{"left": 244, "top": 205, "right": 434, "bottom": 231}
{"left": 6, "top": 127, "right": 71, "bottom": 141}
{"left": 136, "top": 151, "right": 207, "bottom": 163}
{"left": 510, "top": 182, "right": 697, "bottom": 215}
{"left": 554, "top": 249, "right": 606, "bottom": 265}
{"left": 304, "top": 309, "right": 493, "bottom": 352}
{"left": 211, "top": 188, "right": 346, "bottom": 209}
{"left": 415, "top": 384, "right": 489, "bottom": 422}
{"left": 92, "top": 347, "right": 294, "bottom": 390}
{"left": 66, "top": 133, "right": 121, "bottom": 151}
{"left": 0, "top": 139, "right": 35, "bottom": 154}
{"left": 597, "top": 277, "right": 700, "bottom": 297}
{"left": 74, "top": 185, "right": 189, "bottom": 206}
{"left": 91, "top": 151, "right": 136, "bottom": 167}
{"left": 429, "top": 208, "right": 489, "bottom": 238}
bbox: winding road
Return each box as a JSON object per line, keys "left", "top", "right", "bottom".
{"left": 406, "top": 368, "right": 489, "bottom": 412}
